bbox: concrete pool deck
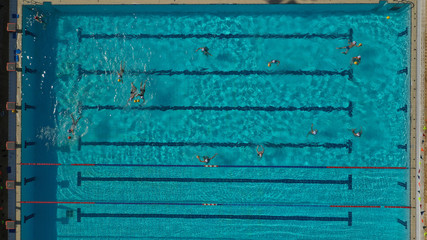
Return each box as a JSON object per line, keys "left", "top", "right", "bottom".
{"left": 10, "top": 0, "right": 423, "bottom": 239}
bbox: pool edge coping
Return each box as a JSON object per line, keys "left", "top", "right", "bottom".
{"left": 15, "top": 0, "right": 22, "bottom": 239}
{"left": 23, "top": 0, "right": 383, "bottom": 5}
{"left": 411, "top": 0, "right": 419, "bottom": 239}
{"left": 414, "top": 0, "right": 425, "bottom": 240}
{"left": 13, "top": 0, "right": 420, "bottom": 240}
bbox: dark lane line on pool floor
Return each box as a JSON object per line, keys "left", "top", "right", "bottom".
{"left": 20, "top": 201, "right": 411, "bottom": 210}
{"left": 76, "top": 208, "right": 353, "bottom": 226}
{"left": 78, "top": 139, "right": 353, "bottom": 153}
{"left": 77, "top": 65, "right": 354, "bottom": 81}
{"left": 77, "top": 28, "right": 353, "bottom": 42}
{"left": 81, "top": 101, "right": 353, "bottom": 117}
{"left": 20, "top": 163, "right": 408, "bottom": 169}
{"left": 77, "top": 172, "right": 353, "bottom": 189}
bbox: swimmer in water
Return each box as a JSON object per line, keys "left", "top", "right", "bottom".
{"left": 34, "top": 12, "right": 44, "bottom": 24}
{"left": 337, "top": 40, "right": 362, "bottom": 55}
{"left": 352, "top": 56, "right": 362, "bottom": 65}
{"left": 268, "top": 60, "right": 280, "bottom": 67}
{"left": 136, "top": 80, "right": 147, "bottom": 103}
{"left": 117, "top": 62, "right": 125, "bottom": 82}
{"left": 307, "top": 124, "right": 318, "bottom": 136}
{"left": 127, "top": 82, "right": 138, "bottom": 103}
{"left": 256, "top": 145, "right": 264, "bottom": 158}
{"left": 352, "top": 128, "right": 362, "bottom": 137}
{"left": 196, "top": 47, "right": 212, "bottom": 56}
{"left": 196, "top": 153, "right": 218, "bottom": 164}
{"left": 68, "top": 113, "right": 82, "bottom": 137}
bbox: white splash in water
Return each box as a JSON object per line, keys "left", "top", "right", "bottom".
{"left": 37, "top": 126, "right": 57, "bottom": 149}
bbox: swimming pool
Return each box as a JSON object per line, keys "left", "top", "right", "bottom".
{"left": 19, "top": 3, "right": 411, "bottom": 239}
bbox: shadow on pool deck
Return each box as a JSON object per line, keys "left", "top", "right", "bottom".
{"left": 0, "top": 0, "right": 10, "bottom": 239}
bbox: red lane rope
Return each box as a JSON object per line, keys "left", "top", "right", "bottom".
{"left": 19, "top": 201, "right": 410, "bottom": 209}
{"left": 20, "top": 163, "right": 407, "bottom": 169}
{"left": 20, "top": 201, "right": 95, "bottom": 204}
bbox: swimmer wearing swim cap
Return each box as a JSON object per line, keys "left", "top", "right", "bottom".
{"left": 196, "top": 153, "right": 218, "bottom": 163}
{"left": 337, "top": 39, "right": 362, "bottom": 55}
{"left": 268, "top": 60, "right": 280, "bottom": 67}
{"left": 127, "top": 82, "right": 138, "bottom": 103}
{"left": 256, "top": 145, "right": 264, "bottom": 158}
{"left": 136, "top": 80, "right": 147, "bottom": 103}
{"left": 352, "top": 128, "right": 362, "bottom": 137}
{"left": 352, "top": 56, "right": 361, "bottom": 65}
{"left": 307, "top": 124, "right": 318, "bottom": 137}
{"left": 117, "top": 61, "right": 125, "bottom": 81}
{"left": 68, "top": 113, "right": 82, "bottom": 136}
{"left": 196, "top": 47, "right": 212, "bottom": 56}
{"left": 34, "top": 12, "right": 44, "bottom": 24}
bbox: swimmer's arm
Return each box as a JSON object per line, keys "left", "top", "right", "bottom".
{"left": 210, "top": 153, "right": 218, "bottom": 160}
{"left": 70, "top": 114, "right": 76, "bottom": 124}
{"left": 195, "top": 48, "right": 202, "bottom": 52}
{"left": 127, "top": 94, "right": 135, "bottom": 103}
{"left": 260, "top": 145, "right": 264, "bottom": 152}
{"left": 309, "top": 124, "right": 315, "bottom": 136}
{"left": 131, "top": 83, "right": 137, "bottom": 92}
{"left": 207, "top": 52, "right": 212, "bottom": 56}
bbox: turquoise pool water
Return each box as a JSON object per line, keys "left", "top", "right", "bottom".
{"left": 21, "top": 3, "right": 411, "bottom": 239}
